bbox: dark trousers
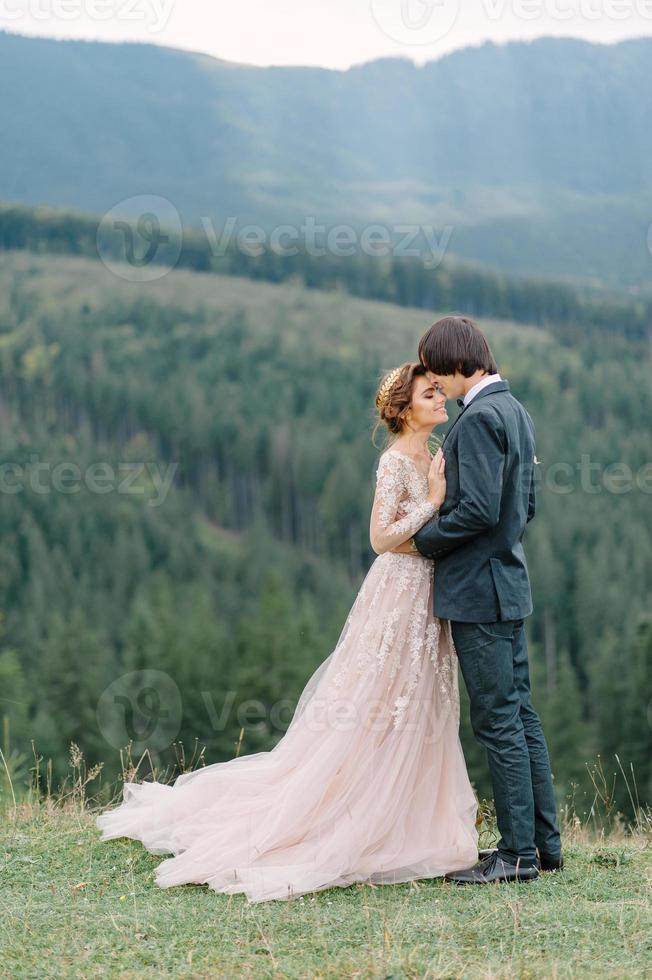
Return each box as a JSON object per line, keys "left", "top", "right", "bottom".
{"left": 451, "top": 619, "right": 561, "bottom": 866}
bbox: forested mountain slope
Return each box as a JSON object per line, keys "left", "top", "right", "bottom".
{"left": 0, "top": 247, "right": 649, "bottom": 808}
{"left": 2, "top": 32, "right": 652, "bottom": 285}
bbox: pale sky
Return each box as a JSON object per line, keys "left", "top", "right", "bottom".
{"left": 2, "top": 0, "right": 652, "bottom": 69}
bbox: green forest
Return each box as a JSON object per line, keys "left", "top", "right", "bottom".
{"left": 2, "top": 201, "right": 650, "bottom": 341}
{"left": 0, "top": 231, "right": 650, "bottom": 819}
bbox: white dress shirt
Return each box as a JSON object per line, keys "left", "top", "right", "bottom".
{"left": 463, "top": 373, "right": 503, "bottom": 407}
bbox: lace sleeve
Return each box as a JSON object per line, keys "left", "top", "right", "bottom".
{"left": 369, "top": 452, "right": 438, "bottom": 555}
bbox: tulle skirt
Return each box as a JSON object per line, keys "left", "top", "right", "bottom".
{"left": 95, "top": 552, "right": 478, "bottom": 903}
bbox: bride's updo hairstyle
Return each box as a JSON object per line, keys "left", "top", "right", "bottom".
{"left": 372, "top": 361, "right": 428, "bottom": 446}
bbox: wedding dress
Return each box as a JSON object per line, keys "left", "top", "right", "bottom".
{"left": 95, "top": 447, "right": 479, "bottom": 902}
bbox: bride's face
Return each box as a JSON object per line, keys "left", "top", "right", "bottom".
{"left": 406, "top": 376, "right": 448, "bottom": 430}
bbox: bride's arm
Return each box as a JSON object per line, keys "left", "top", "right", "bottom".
{"left": 369, "top": 452, "right": 439, "bottom": 555}
{"left": 413, "top": 411, "right": 506, "bottom": 559}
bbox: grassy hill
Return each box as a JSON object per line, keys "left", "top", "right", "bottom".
{"left": 0, "top": 245, "right": 650, "bottom": 816}
{"left": 1, "top": 789, "right": 651, "bottom": 978}
{"left": 2, "top": 32, "right": 652, "bottom": 286}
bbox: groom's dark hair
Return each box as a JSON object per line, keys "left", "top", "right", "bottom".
{"left": 418, "top": 315, "right": 498, "bottom": 377}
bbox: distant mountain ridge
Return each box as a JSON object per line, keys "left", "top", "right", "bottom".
{"left": 1, "top": 30, "right": 652, "bottom": 286}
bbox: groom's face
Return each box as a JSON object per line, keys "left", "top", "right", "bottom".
{"left": 424, "top": 370, "right": 464, "bottom": 400}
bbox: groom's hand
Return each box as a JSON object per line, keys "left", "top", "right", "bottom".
{"left": 391, "top": 540, "right": 417, "bottom": 554}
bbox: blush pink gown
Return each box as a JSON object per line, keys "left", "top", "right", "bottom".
{"left": 95, "top": 448, "right": 479, "bottom": 902}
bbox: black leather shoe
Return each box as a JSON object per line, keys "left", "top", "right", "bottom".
{"left": 478, "top": 847, "right": 498, "bottom": 861}
{"left": 445, "top": 852, "right": 539, "bottom": 885}
{"left": 538, "top": 851, "right": 564, "bottom": 872}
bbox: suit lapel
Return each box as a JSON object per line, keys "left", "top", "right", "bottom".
{"left": 468, "top": 379, "right": 510, "bottom": 402}
{"left": 442, "top": 380, "right": 510, "bottom": 448}
{"left": 441, "top": 404, "right": 466, "bottom": 447}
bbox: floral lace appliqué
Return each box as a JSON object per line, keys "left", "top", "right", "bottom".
{"left": 324, "top": 449, "right": 459, "bottom": 730}
{"left": 370, "top": 450, "right": 438, "bottom": 554}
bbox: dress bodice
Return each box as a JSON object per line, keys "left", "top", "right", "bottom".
{"left": 369, "top": 449, "right": 438, "bottom": 555}
{"left": 382, "top": 448, "right": 430, "bottom": 513}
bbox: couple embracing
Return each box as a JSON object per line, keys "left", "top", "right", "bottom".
{"left": 97, "top": 315, "right": 562, "bottom": 903}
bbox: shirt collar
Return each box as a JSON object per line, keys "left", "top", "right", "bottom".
{"left": 463, "top": 373, "right": 503, "bottom": 407}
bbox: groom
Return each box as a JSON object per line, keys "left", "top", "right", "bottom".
{"left": 401, "top": 315, "right": 562, "bottom": 884}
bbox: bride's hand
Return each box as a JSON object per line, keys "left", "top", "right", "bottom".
{"left": 427, "top": 448, "right": 446, "bottom": 508}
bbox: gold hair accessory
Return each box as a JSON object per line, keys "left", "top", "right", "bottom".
{"left": 375, "top": 367, "right": 403, "bottom": 411}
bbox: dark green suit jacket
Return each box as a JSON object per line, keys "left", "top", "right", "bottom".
{"left": 413, "top": 380, "right": 537, "bottom": 623}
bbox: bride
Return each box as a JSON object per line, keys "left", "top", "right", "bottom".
{"left": 95, "top": 361, "right": 479, "bottom": 903}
